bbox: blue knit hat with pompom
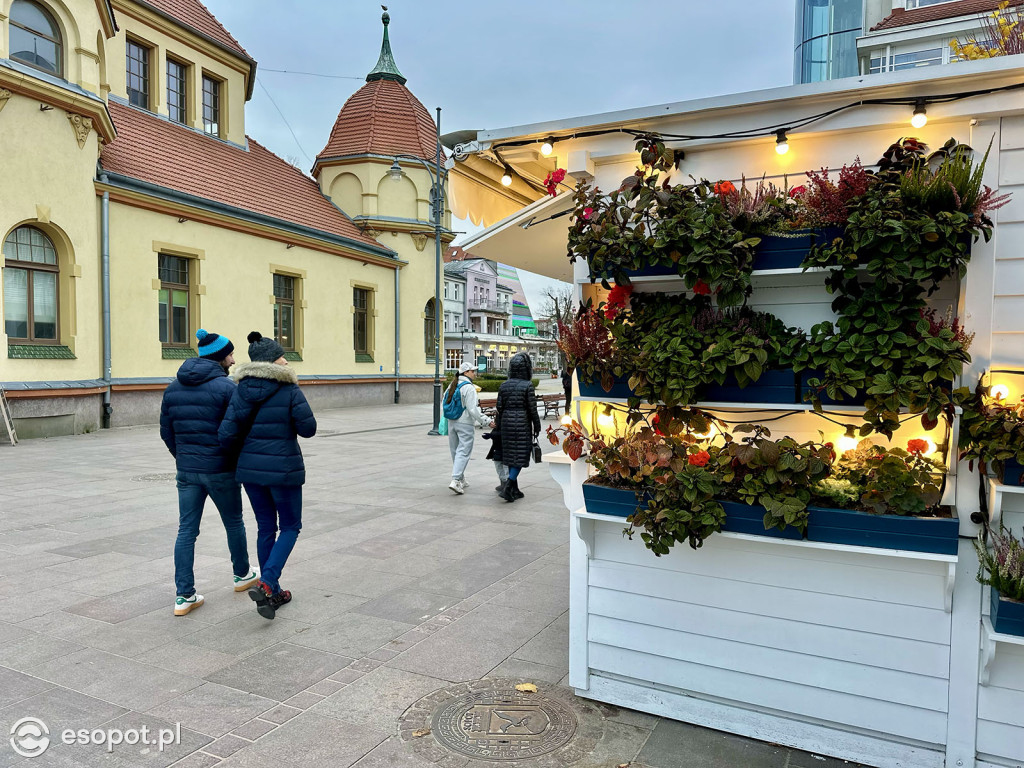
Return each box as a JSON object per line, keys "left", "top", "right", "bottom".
{"left": 195, "top": 329, "right": 234, "bottom": 361}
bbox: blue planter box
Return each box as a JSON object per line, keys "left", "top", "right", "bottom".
{"left": 720, "top": 500, "right": 803, "bottom": 540}
{"left": 807, "top": 506, "right": 959, "bottom": 555}
{"left": 703, "top": 368, "right": 798, "bottom": 404}
{"left": 578, "top": 373, "right": 634, "bottom": 399}
{"left": 582, "top": 482, "right": 649, "bottom": 518}
{"left": 752, "top": 227, "right": 844, "bottom": 271}
{"left": 589, "top": 263, "right": 678, "bottom": 281}
{"left": 991, "top": 587, "right": 1024, "bottom": 637}
{"left": 1001, "top": 458, "right": 1024, "bottom": 486}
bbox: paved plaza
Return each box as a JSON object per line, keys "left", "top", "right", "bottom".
{"left": 0, "top": 402, "right": 854, "bottom": 767}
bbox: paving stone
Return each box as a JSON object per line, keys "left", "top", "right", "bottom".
{"left": 0, "top": 666, "right": 53, "bottom": 708}
{"left": 327, "top": 668, "right": 365, "bottom": 684}
{"left": 514, "top": 613, "right": 570, "bottom": 669}
{"left": 0, "top": 687, "right": 127, "bottom": 744}
{"left": 259, "top": 705, "right": 301, "bottom": 725}
{"left": 136, "top": 642, "right": 239, "bottom": 679}
{"left": 229, "top": 718, "right": 278, "bottom": 742}
{"left": 487, "top": 657, "right": 568, "bottom": 684}
{"left": 350, "top": 736, "right": 438, "bottom": 767}
{"left": 0, "top": 587, "right": 97, "bottom": 622}
{"left": 0, "top": 633, "right": 85, "bottom": 671}
{"left": 282, "top": 692, "right": 324, "bottom": 709}
{"left": 789, "top": 752, "right": 864, "bottom": 767}
{"left": 94, "top": 711, "right": 214, "bottom": 767}
{"left": 147, "top": 682, "right": 276, "bottom": 738}
{"left": 0, "top": 620, "right": 35, "bottom": 648}
{"left": 351, "top": 589, "right": 457, "bottom": 625}
{"left": 305, "top": 679, "right": 346, "bottom": 696}
{"left": 204, "top": 735, "right": 251, "bottom": 758}
{"left": 165, "top": 752, "right": 222, "bottom": 768}
{"left": 180, "top": 613, "right": 309, "bottom": 657}
{"left": 231, "top": 711, "right": 387, "bottom": 767}
{"left": 637, "top": 719, "right": 789, "bottom": 768}
{"left": 65, "top": 583, "right": 170, "bottom": 624}
{"left": 287, "top": 613, "right": 413, "bottom": 658}
{"left": 205, "top": 642, "right": 350, "bottom": 701}
{"left": 308, "top": 666, "right": 447, "bottom": 734}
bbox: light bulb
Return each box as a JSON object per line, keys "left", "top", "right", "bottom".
{"left": 911, "top": 101, "right": 928, "bottom": 129}
{"left": 540, "top": 139, "right": 553, "bottom": 157}
{"left": 921, "top": 437, "right": 938, "bottom": 455}
{"left": 838, "top": 435, "right": 859, "bottom": 453}
{"left": 560, "top": 413, "right": 572, "bottom": 426}
{"left": 501, "top": 168, "right": 513, "bottom": 187}
{"left": 990, "top": 384, "right": 1010, "bottom": 401}
{"left": 691, "top": 424, "right": 716, "bottom": 441}
{"left": 775, "top": 129, "right": 789, "bottom": 155}
{"left": 388, "top": 159, "right": 403, "bottom": 181}
{"left": 597, "top": 412, "right": 615, "bottom": 428}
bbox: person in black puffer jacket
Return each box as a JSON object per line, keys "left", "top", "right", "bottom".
{"left": 160, "top": 329, "right": 257, "bottom": 617}
{"left": 495, "top": 352, "right": 541, "bottom": 503}
{"left": 219, "top": 332, "right": 316, "bottom": 619}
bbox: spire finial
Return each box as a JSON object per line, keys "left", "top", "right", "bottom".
{"left": 366, "top": 5, "right": 406, "bottom": 85}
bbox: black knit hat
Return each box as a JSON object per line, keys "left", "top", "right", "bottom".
{"left": 195, "top": 329, "right": 234, "bottom": 362}
{"left": 247, "top": 331, "right": 286, "bottom": 363}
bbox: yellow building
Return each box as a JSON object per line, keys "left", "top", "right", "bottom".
{"left": 0, "top": 0, "right": 450, "bottom": 437}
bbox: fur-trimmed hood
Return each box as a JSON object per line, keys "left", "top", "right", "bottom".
{"left": 231, "top": 361, "right": 298, "bottom": 405}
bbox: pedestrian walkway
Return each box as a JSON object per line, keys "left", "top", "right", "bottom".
{"left": 0, "top": 403, "right": 857, "bottom": 767}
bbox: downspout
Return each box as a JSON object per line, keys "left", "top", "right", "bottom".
{"left": 394, "top": 266, "right": 401, "bottom": 403}
{"left": 100, "top": 173, "right": 112, "bottom": 428}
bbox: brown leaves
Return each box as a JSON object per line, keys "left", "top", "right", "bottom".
{"left": 412, "top": 729, "right": 431, "bottom": 738}
{"left": 514, "top": 683, "right": 538, "bottom": 693}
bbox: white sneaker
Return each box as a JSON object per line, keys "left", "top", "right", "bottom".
{"left": 174, "top": 593, "right": 204, "bottom": 616}
{"left": 460, "top": 478, "right": 470, "bottom": 489}
{"left": 448, "top": 479, "right": 465, "bottom": 495}
{"left": 233, "top": 569, "right": 259, "bottom": 592}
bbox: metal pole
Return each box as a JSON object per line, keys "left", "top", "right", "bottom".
{"left": 100, "top": 174, "right": 112, "bottom": 429}
{"left": 427, "top": 106, "right": 443, "bottom": 435}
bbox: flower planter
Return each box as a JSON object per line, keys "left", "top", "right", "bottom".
{"left": 1000, "top": 458, "right": 1024, "bottom": 486}
{"left": 990, "top": 587, "right": 1024, "bottom": 637}
{"left": 806, "top": 506, "right": 959, "bottom": 555}
{"left": 578, "top": 373, "right": 634, "bottom": 399}
{"left": 720, "top": 500, "right": 803, "bottom": 540}
{"left": 581, "top": 482, "right": 649, "bottom": 518}
{"left": 702, "top": 368, "right": 798, "bottom": 404}
{"left": 751, "top": 227, "right": 844, "bottom": 272}
{"left": 589, "top": 263, "right": 678, "bottom": 281}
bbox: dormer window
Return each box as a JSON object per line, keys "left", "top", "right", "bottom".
{"left": 202, "top": 74, "right": 221, "bottom": 137}
{"left": 126, "top": 39, "right": 151, "bottom": 109}
{"left": 167, "top": 58, "right": 188, "bottom": 124}
{"left": 9, "top": 0, "right": 63, "bottom": 77}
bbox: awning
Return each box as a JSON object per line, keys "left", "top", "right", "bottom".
{"left": 455, "top": 192, "right": 574, "bottom": 281}
{"left": 448, "top": 155, "right": 538, "bottom": 227}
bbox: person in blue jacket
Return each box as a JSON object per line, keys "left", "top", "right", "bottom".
{"left": 160, "top": 329, "right": 258, "bottom": 617}
{"left": 219, "top": 331, "right": 317, "bottom": 620}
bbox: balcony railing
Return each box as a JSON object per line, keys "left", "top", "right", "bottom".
{"left": 468, "top": 299, "right": 510, "bottom": 313}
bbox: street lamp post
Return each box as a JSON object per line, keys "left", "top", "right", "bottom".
{"left": 460, "top": 326, "right": 467, "bottom": 368}
{"left": 389, "top": 106, "right": 447, "bottom": 436}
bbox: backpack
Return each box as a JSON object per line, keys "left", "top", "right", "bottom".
{"left": 443, "top": 379, "right": 471, "bottom": 420}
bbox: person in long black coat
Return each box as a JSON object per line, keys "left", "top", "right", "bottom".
{"left": 494, "top": 352, "right": 541, "bottom": 502}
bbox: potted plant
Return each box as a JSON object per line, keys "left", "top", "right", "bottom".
{"left": 557, "top": 301, "right": 633, "bottom": 397}
{"left": 977, "top": 526, "right": 1024, "bottom": 637}
{"left": 959, "top": 384, "right": 1024, "bottom": 486}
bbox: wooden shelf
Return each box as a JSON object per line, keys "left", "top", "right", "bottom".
{"left": 578, "top": 268, "right": 834, "bottom": 293}
{"left": 985, "top": 477, "right": 1024, "bottom": 527}
{"left": 980, "top": 615, "right": 1024, "bottom": 685}
{"left": 574, "top": 397, "right": 873, "bottom": 414}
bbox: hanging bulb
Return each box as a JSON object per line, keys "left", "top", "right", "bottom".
{"left": 501, "top": 166, "right": 513, "bottom": 187}
{"left": 597, "top": 405, "right": 615, "bottom": 429}
{"left": 560, "top": 413, "right": 572, "bottom": 426}
{"left": 837, "top": 425, "right": 859, "bottom": 453}
{"left": 775, "top": 129, "right": 789, "bottom": 156}
{"left": 919, "top": 436, "right": 938, "bottom": 455}
{"left": 691, "top": 423, "right": 716, "bottom": 441}
{"left": 990, "top": 383, "right": 1010, "bottom": 401}
{"left": 911, "top": 101, "right": 928, "bottom": 129}
{"left": 540, "top": 138, "right": 554, "bottom": 157}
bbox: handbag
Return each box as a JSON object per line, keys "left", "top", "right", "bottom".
{"left": 438, "top": 414, "right": 448, "bottom": 436}
{"left": 532, "top": 438, "right": 542, "bottom": 465}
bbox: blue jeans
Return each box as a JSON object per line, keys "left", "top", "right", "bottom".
{"left": 244, "top": 484, "right": 302, "bottom": 593}
{"left": 509, "top": 466, "right": 522, "bottom": 481}
{"left": 174, "top": 471, "right": 250, "bottom": 597}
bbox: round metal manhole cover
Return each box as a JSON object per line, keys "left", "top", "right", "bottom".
{"left": 430, "top": 686, "right": 577, "bottom": 761}
{"left": 130, "top": 473, "right": 177, "bottom": 483}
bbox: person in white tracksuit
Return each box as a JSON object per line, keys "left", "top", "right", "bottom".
{"left": 447, "top": 362, "right": 491, "bottom": 495}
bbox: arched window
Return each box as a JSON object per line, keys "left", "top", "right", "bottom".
{"left": 3, "top": 226, "right": 59, "bottom": 342}
{"left": 9, "top": 1, "right": 63, "bottom": 77}
{"left": 424, "top": 299, "right": 437, "bottom": 357}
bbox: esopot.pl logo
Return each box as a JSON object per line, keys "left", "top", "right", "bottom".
{"left": 10, "top": 717, "right": 50, "bottom": 758}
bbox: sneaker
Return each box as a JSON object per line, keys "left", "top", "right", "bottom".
{"left": 448, "top": 479, "right": 465, "bottom": 495}
{"left": 233, "top": 569, "right": 259, "bottom": 592}
{"left": 460, "top": 479, "right": 470, "bottom": 489}
{"left": 269, "top": 589, "right": 292, "bottom": 610}
{"left": 174, "top": 593, "right": 204, "bottom": 616}
{"left": 495, "top": 482, "right": 506, "bottom": 495}
{"left": 248, "top": 580, "right": 276, "bottom": 620}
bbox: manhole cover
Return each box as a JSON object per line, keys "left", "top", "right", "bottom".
{"left": 431, "top": 686, "right": 577, "bottom": 761}
{"left": 130, "top": 473, "right": 177, "bottom": 483}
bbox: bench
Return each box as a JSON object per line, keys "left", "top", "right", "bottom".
{"left": 478, "top": 394, "right": 565, "bottom": 420}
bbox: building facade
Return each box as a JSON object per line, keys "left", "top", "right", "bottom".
{"left": 0, "top": 1, "right": 449, "bottom": 437}
{"left": 794, "top": 0, "right": 1004, "bottom": 82}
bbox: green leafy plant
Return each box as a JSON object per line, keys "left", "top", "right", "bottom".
{"left": 831, "top": 439, "right": 944, "bottom": 516}
{"left": 976, "top": 526, "right": 1024, "bottom": 602}
{"left": 811, "top": 477, "right": 860, "bottom": 507}
{"left": 958, "top": 384, "right": 1024, "bottom": 477}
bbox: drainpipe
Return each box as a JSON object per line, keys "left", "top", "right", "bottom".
{"left": 100, "top": 173, "right": 112, "bottom": 428}
{"left": 394, "top": 266, "right": 400, "bottom": 403}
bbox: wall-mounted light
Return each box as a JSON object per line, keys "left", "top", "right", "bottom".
{"left": 501, "top": 166, "right": 514, "bottom": 187}
{"left": 837, "top": 425, "right": 859, "bottom": 453}
{"left": 990, "top": 384, "right": 1010, "bottom": 401}
{"left": 389, "top": 159, "right": 403, "bottom": 181}
{"left": 775, "top": 129, "right": 790, "bottom": 156}
{"left": 540, "top": 138, "right": 554, "bottom": 157}
{"left": 911, "top": 100, "right": 928, "bottom": 129}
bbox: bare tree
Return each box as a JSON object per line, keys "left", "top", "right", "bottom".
{"left": 539, "top": 285, "right": 575, "bottom": 370}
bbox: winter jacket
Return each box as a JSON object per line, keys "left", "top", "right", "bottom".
{"left": 159, "top": 357, "right": 237, "bottom": 473}
{"left": 218, "top": 362, "right": 317, "bottom": 487}
{"left": 450, "top": 375, "right": 490, "bottom": 428}
{"left": 494, "top": 353, "right": 541, "bottom": 468}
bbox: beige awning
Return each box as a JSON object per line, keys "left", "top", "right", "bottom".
{"left": 455, "top": 192, "right": 574, "bottom": 281}
{"left": 448, "top": 155, "right": 539, "bottom": 227}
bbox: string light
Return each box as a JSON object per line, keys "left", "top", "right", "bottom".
{"left": 597, "top": 405, "right": 615, "bottom": 429}
{"left": 540, "top": 138, "right": 554, "bottom": 157}
{"left": 917, "top": 436, "right": 938, "bottom": 455}
{"left": 775, "top": 129, "right": 789, "bottom": 156}
{"left": 911, "top": 100, "right": 928, "bottom": 129}
{"left": 560, "top": 413, "right": 572, "bottom": 426}
{"left": 837, "top": 425, "right": 859, "bottom": 453}
{"left": 500, "top": 166, "right": 513, "bottom": 187}
{"left": 990, "top": 384, "right": 1010, "bottom": 401}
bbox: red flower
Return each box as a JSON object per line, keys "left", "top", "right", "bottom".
{"left": 652, "top": 413, "right": 664, "bottom": 436}
{"left": 544, "top": 168, "right": 567, "bottom": 196}
{"left": 582, "top": 207, "right": 594, "bottom": 220}
{"left": 603, "top": 283, "right": 634, "bottom": 320}
{"left": 688, "top": 450, "right": 711, "bottom": 467}
{"left": 713, "top": 180, "right": 736, "bottom": 195}
{"left": 692, "top": 280, "right": 711, "bottom": 296}
{"left": 789, "top": 185, "right": 807, "bottom": 198}
{"left": 907, "top": 438, "right": 930, "bottom": 455}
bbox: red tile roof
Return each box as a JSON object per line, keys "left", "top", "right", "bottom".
{"left": 315, "top": 79, "right": 438, "bottom": 171}
{"left": 139, "top": 0, "right": 251, "bottom": 60}
{"left": 870, "top": 0, "right": 1003, "bottom": 31}
{"left": 101, "top": 101, "right": 390, "bottom": 254}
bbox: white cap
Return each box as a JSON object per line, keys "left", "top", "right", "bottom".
{"left": 458, "top": 362, "right": 475, "bottom": 374}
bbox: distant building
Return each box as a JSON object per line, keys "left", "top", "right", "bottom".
{"left": 794, "top": 0, "right": 1004, "bottom": 83}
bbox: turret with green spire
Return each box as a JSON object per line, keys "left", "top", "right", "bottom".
{"left": 366, "top": 6, "right": 407, "bottom": 85}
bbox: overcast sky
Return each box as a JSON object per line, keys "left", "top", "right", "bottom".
{"left": 202, "top": 1, "right": 798, "bottom": 311}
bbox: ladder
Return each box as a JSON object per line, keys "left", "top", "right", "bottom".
{"left": 0, "top": 387, "right": 17, "bottom": 446}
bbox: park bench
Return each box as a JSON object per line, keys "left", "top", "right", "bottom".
{"left": 478, "top": 394, "right": 564, "bottom": 420}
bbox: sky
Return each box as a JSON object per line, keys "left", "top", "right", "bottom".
{"left": 202, "top": 1, "right": 798, "bottom": 314}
